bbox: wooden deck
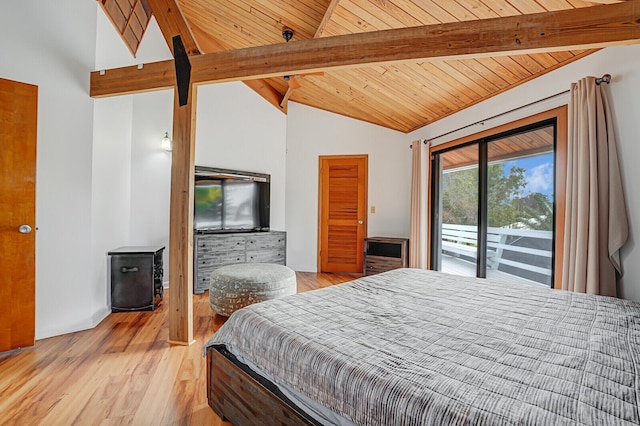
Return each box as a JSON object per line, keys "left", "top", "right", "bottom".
{"left": 441, "top": 254, "right": 549, "bottom": 287}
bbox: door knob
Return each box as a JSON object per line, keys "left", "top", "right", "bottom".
{"left": 19, "top": 224, "right": 32, "bottom": 234}
{"left": 358, "top": 220, "right": 363, "bottom": 224}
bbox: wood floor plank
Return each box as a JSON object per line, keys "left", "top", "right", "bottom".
{"left": 0, "top": 272, "right": 355, "bottom": 424}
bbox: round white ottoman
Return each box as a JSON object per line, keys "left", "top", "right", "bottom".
{"left": 209, "top": 263, "right": 296, "bottom": 316}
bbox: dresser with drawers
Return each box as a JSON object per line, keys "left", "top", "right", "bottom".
{"left": 193, "top": 231, "right": 286, "bottom": 293}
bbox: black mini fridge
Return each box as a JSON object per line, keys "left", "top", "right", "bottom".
{"left": 108, "top": 246, "right": 165, "bottom": 312}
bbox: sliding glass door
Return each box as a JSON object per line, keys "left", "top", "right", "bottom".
{"left": 431, "top": 120, "right": 556, "bottom": 287}
{"left": 430, "top": 143, "right": 479, "bottom": 277}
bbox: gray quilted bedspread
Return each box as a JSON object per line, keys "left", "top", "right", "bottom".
{"left": 205, "top": 268, "right": 640, "bottom": 425}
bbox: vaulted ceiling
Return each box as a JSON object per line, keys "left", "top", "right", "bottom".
{"left": 97, "top": 0, "right": 635, "bottom": 133}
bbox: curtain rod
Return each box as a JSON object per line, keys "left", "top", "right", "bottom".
{"left": 596, "top": 74, "right": 612, "bottom": 85}
{"left": 412, "top": 73, "right": 612, "bottom": 147}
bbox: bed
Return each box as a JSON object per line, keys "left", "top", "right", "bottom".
{"left": 205, "top": 268, "right": 640, "bottom": 425}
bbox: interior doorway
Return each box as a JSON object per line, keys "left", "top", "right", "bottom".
{"left": 318, "top": 155, "right": 368, "bottom": 273}
{"left": 0, "top": 77, "right": 37, "bottom": 352}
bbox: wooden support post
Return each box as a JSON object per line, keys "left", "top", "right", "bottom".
{"left": 167, "top": 84, "right": 197, "bottom": 346}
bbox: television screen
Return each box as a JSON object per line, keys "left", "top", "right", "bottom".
{"left": 194, "top": 180, "right": 223, "bottom": 230}
{"left": 193, "top": 168, "right": 270, "bottom": 232}
{"left": 222, "top": 179, "right": 259, "bottom": 230}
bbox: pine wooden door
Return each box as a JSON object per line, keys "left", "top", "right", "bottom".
{"left": 0, "top": 78, "right": 37, "bottom": 352}
{"left": 318, "top": 155, "right": 367, "bottom": 273}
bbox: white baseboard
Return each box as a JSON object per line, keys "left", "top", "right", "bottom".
{"left": 91, "top": 306, "right": 110, "bottom": 327}
{"left": 36, "top": 305, "right": 110, "bottom": 341}
{"left": 287, "top": 264, "right": 316, "bottom": 273}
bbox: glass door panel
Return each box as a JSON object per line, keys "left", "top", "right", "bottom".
{"left": 432, "top": 143, "right": 479, "bottom": 277}
{"left": 486, "top": 125, "right": 555, "bottom": 286}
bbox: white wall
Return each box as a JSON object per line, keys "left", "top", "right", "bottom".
{"left": 0, "top": 4, "right": 176, "bottom": 338}
{"left": 91, "top": 97, "right": 133, "bottom": 322}
{"left": 129, "top": 91, "right": 174, "bottom": 282}
{"left": 124, "top": 81, "right": 288, "bottom": 291}
{"left": 195, "top": 82, "right": 288, "bottom": 231}
{"left": 120, "top": 81, "right": 286, "bottom": 295}
{"left": 95, "top": 14, "right": 172, "bottom": 69}
{"left": 409, "top": 45, "right": 640, "bottom": 301}
{"left": 1, "top": 0, "right": 98, "bottom": 338}
{"left": 91, "top": 11, "right": 173, "bottom": 327}
{"left": 6, "top": 1, "right": 636, "bottom": 339}
{"left": 94, "top": 10, "right": 287, "bottom": 319}
{"left": 91, "top": 2, "right": 137, "bottom": 328}
{"left": 285, "top": 102, "right": 410, "bottom": 272}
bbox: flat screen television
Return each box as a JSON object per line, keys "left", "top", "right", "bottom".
{"left": 194, "top": 166, "right": 270, "bottom": 233}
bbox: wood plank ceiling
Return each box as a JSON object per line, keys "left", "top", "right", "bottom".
{"left": 101, "top": 0, "right": 619, "bottom": 133}
{"left": 442, "top": 125, "right": 554, "bottom": 170}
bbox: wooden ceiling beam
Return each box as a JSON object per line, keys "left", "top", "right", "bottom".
{"left": 275, "top": 0, "right": 340, "bottom": 108}
{"left": 314, "top": 0, "right": 341, "bottom": 38}
{"left": 148, "top": 5, "right": 286, "bottom": 113}
{"left": 92, "top": 60, "right": 175, "bottom": 96}
{"left": 189, "top": 1, "right": 640, "bottom": 82}
{"left": 147, "top": 0, "right": 201, "bottom": 55}
{"left": 90, "top": 0, "right": 199, "bottom": 96}
{"left": 244, "top": 78, "right": 288, "bottom": 113}
{"left": 91, "top": 1, "right": 640, "bottom": 97}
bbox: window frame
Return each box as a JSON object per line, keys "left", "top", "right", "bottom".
{"left": 427, "top": 106, "right": 567, "bottom": 289}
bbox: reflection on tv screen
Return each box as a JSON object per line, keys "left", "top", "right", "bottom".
{"left": 222, "top": 181, "right": 258, "bottom": 229}
{"left": 194, "top": 180, "right": 222, "bottom": 230}
{"left": 194, "top": 178, "right": 267, "bottom": 232}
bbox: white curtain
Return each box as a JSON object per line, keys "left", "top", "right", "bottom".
{"left": 410, "top": 140, "right": 429, "bottom": 269}
{"left": 562, "top": 76, "right": 628, "bottom": 297}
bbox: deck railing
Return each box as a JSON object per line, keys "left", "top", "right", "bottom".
{"left": 441, "top": 223, "right": 553, "bottom": 278}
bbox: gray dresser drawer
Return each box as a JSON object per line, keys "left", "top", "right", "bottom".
{"left": 195, "top": 273, "right": 212, "bottom": 294}
{"left": 194, "top": 231, "right": 287, "bottom": 294}
{"left": 197, "top": 251, "right": 245, "bottom": 268}
{"left": 246, "top": 250, "right": 285, "bottom": 264}
{"left": 246, "top": 234, "right": 286, "bottom": 250}
{"left": 196, "top": 235, "right": 245, "bottom": 253}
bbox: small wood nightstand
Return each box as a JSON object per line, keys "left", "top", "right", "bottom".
{"left": 364, "top": 237, "right": 409, "bottom": 276}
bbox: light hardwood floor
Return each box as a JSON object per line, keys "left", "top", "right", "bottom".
{"left": 0, "top": 272, "right": 356, "bottom": 425}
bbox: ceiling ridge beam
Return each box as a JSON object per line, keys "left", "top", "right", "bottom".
{"left": 244, "top": 78, "right": 288, "bottom": 113}
{"left": 314, "top": 0, "right": 341, "bottom": 38}
{"left": 147, "top": 0, "right": 201, "bottom": 55}
{"left": 276, "top": 0, "right": 341, "bottom": 109}
{"left": 91, "top": 1, "right": 640, "bottom": 98}
{"left": 148, "top": 2, "right": 285, "bottom": 112}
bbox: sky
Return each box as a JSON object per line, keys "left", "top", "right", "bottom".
{"left": 442, "top": 152, "right": 556, "bottom": 199}
{"left": 503, "top": 153, "right": 554, "bottom": 199}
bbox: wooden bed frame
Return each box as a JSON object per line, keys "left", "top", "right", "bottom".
{"left": 206, "top": 345, "right": 317, "bottom": 426}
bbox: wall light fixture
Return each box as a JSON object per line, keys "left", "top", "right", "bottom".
{"left": 161, "top": 132, "right": 172, "bottom": 152}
